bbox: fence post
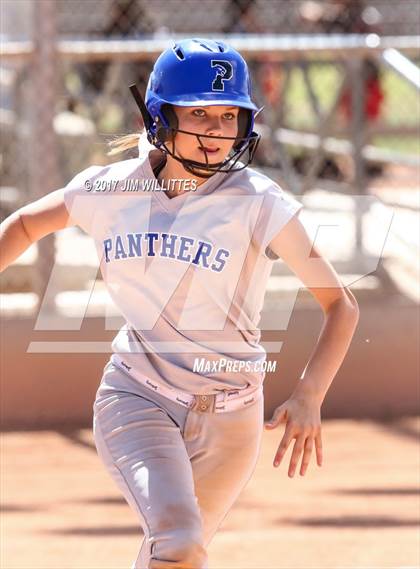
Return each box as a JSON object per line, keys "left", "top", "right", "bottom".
{"left": 29, "top": 0, "right": 61, "bottom": 313}
{"left": 349, "top": 55, "right": 368, "bottom": 261}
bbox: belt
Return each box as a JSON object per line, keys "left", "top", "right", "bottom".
{"left": 110, "top": 354, "right": 263, "bottom": 413}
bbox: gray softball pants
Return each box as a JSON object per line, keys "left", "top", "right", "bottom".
{"left": 92, "top": 360, "right": 264, "bottom": 568}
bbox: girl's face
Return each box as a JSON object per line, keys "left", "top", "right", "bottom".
{"left": 170, "top": 104, "right": 240, "bottom": 164}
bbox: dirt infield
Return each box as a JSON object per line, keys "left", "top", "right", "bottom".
{"left": 1, "top": 416, "right": 419, "bottom": 569}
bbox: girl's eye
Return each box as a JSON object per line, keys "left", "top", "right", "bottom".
{"left": 191, "top": 109, "right": 236, "bottom": 120}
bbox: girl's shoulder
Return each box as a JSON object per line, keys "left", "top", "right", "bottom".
{"left": 221, "top": 166, "right": 303, "bottom": 222}
{"left": 62, "top": 157, "right": 147, "bottom": 236}
{"left": 222, "top": 165, "right": 287, "bottom": 198}
{"left": 68, "top": 157, "right": 144, "bottom": 187}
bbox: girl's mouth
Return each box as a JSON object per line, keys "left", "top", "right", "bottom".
{"left": 199, "top": 146, "right": 220, "bottom": 154}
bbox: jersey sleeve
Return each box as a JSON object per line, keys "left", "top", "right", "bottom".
{"left": 63, "top": 165, "right": 105, "bottom": 235}
{"left": 252, "top": 184, "right": 303, "bottom": 261}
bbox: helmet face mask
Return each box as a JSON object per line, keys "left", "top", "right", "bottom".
{"left": 130, "top": 38, "right": 261, "bottom": 178}
{"left": 159, "top": 127, "right": 260, "bottom": 179}
{"left": 154, "top": 104, "right": 260, "bottom": 178}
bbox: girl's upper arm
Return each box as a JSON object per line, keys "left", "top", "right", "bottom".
{"left": 268, "top": 213, "right": 359, "bottom": 313}
{"left": 18, "top": 187, "right": 76, "bottom": 242}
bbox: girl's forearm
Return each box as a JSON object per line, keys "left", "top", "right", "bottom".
{"left": 0, "top": 213, "right": 32, "bottom": 273}
{"left": 291, "top": 296, "right": 360, "bottom": 405}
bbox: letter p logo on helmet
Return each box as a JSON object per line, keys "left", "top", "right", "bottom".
{"left": 211, "top": 60, "right": 234, "bottom": 91}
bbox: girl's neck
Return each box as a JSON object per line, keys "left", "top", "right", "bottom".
{"left": 157, "top": 156, "right": 208, "bottom": 198}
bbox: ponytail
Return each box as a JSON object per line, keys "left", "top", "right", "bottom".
{"left": 107, "top": 128, "right": 156, "bottom": 159}
{"left": 107, "top": 133, "right": 141, "bottom": 156}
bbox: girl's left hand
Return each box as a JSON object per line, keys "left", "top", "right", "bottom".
{"left": 264, "top": 395, "right": 323, "bottom": 477}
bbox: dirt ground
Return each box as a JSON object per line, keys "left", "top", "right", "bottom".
{"left": 1, "top": 416, "right": 419, "bottom": 569}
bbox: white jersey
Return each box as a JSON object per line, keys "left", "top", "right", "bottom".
{"left": 63, "top": 149, "right": 303, "bottom": 394}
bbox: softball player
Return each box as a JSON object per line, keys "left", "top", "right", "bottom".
{"left": 0, "top": 38, "right": 359, "bottom": 569}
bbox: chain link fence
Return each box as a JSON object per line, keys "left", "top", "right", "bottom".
{"left": 1, "top": 0, "right": 419, "bottom": 307}
{"left": 57, "top": 0, "right": 420, "bottom": 37}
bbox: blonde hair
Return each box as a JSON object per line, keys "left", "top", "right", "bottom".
{"left": 107, "top": 128, "right": 158, "bottom": 160}
{"left": 107, "top": 132, "right": 142, "bottom": 156}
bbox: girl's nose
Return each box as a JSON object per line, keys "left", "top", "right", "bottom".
{"left": 205, "top": 117, "right": 223, "bottom": 136}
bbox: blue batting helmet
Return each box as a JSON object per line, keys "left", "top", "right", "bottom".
{"left": 134, "top": 38, "right": 261, "bottom": 176}
{"left": 146, "top": 38, "right": 258, "bottom": 123}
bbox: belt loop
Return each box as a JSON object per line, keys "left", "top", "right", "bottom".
{"left": 214, "top": 390, "right": 228, "bottom": 413}
{"left": 210, "top": 394, "right": 217, "bottom": 413}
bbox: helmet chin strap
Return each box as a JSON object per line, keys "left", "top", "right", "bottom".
{"left": 167, "top": 137, "right": 226, "bottom": 179}
{"left": 159, "top": 128, "right": 260, "bottom": 178}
